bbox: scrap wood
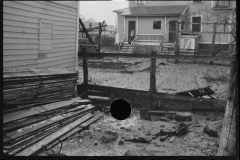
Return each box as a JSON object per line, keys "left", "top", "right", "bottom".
{"left": 15, "top": 113, "right": 93, "bottom": 156}
{"left": 43, "top": 113, "right": 105, "bottom": 152}
{"left": 3, "top": 98, "right": 90, "bottom": 123}
{"left": 4, "top": 105, "right": 95, "bottom": 143}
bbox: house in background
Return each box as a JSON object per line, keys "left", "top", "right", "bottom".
{"left": 113, "top": 0, "right": 236, "bottom": 54}
{"left": 3, "top": 1, "right": 79, "bottom": 72}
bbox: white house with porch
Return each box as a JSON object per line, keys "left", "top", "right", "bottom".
{"left": 113, "top": 0, "right": 236, "bottom": 54}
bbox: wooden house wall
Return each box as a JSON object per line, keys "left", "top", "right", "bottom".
{"left": 3, "top": 1, "right": 78, "bottom": 72}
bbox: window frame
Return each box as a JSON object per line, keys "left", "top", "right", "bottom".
{"left": 191, "top": 15, "right": 202, "bottom": 32}
{"left": 136, "top": 0, "right": 145, "bottom": 5}
{"left": 153, "top": 21, "right": 161, "bottom": 30}
{"left": 39, "top": 19, "right": 54, "bottom": 53}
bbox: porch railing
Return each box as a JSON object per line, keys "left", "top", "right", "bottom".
{"left": 118, "top": 31, "right": 125, "bottom": 51}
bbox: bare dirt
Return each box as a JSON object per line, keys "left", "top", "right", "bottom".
{"left": 39, "top": 54, "right": 230, "bottom": 156}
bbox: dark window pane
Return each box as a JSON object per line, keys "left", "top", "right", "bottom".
{"left": 192, "top": 17, "right": 201, "bottom": 23}
{"left": 153, "top": 21, "right": 161, "bottom": 29}
{"left": 192, "top": 24, "right": 201, "bottom": 32}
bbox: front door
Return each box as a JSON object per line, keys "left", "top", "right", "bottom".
{"left": 169, "top": 20, "right": 177, "bottom": 43}
{"left": 128, "top": 21, "right": 136, "bottom": 42}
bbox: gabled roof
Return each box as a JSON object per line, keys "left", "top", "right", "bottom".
{"left": 121, "top": 5, "right": 188, "bottom": 16}
{"left": 113, "top": 8, "right": 127, "bottom": 13}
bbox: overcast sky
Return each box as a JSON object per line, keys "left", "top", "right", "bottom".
{"left": 79, "top": 1, "right": 128, "bottom": 26}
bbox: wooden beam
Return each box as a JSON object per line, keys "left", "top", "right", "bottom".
{"left": 175, "top": 21, "right": 179, "bottom": 55}
{"left": 44, "top": 113, "right": 104, "bottom": 151}
{"left": 79, "top": 53, "right": 235, "bottom": 61}
{"left": 79, "top": 18, "right": 94, "bottom": 44}
{"left": 98, "top": 22, "right": 102, "bottom": 53}
{"left": 4, "top": 105, "right": 94, "bottom": 143}
{"left": 3, "top": 98, "right": 90, "bottom": 124}
{"left": 211, "top": 23, "right": 216, "bottom": 56}
{"left": 150, "top": 51, "right": 157, "bottom": 93}
{"left": 16, "top": 113, "right": 93, "bottom": 156}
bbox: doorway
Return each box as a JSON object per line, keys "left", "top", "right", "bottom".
{"left": 168, "top": 20, "right": 178, "bottom": 43}
{"left": 128, "top": 21, "right": 136, "bottom": 42}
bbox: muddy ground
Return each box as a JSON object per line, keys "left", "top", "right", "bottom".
{"left": 38, "top": 53, "right": 230, "bottom": 156}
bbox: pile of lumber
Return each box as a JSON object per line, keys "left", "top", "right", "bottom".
{"left": 3, "top": 69, "right": 78, "bottom": 112}
{"left": 3, "top": 97, "right": 104, "bottom": 156}
{"left": 3, "top": 69, "right": 104, "bottom": 156}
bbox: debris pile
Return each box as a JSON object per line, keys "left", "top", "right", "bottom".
{"left": 3, "top": 69, "right": 104, "bottom": 156}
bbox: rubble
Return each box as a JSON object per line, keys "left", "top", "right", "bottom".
{"left": 203, "top": 125, "right": 218, "bottom": 137}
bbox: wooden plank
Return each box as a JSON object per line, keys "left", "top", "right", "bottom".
{"left": 52, "top": 1, "right": 78, "bottom": 9}
{"left": 45, "top": 113, "right": 104, "bottom": 150}
{"left": 3, "top": 98, "right": 90, "bottom": 123}
{"left": 38, "top": 1, "right": 77, "bottom": 12}
{"left": 3, "top": 13, "right": 77, "bottom": 27}
{"left": 18, "top": 1, "right": 77, "bottom": 16}
{"left": 54, "top": 31, "right": 76, "bottom": 35}
{"left": 41, "top": 28, "right": 52, "bottom": 34}
{"left": 3, "top": 26, "right": 39, "bottom": 34}
{"left": 150, "top": 51, "right": 156, "bottom": 93}
{"left": 3, "top": 6, "right": 76, "bottom": 24}
{"left": 53, "top": 39, "right": 76, "bottom": 44}
{"left": 53, "top": 43, "right": 76, "bottom": 48}
{"left": 3, "top": 55, "right": 37, "bottom": 62}
{"left": 41, "top": 34, "right": 52, "bottom": 40}
{"left": 148, "top": 111, "right": 176, "bottom": 114}
{"left": 79, "top": 53, "right": 235, "bottom": 61}
{"left": 3, "top": 38, "right": 39, "bottom": 44}
{"left": 37, "top": 54, "right": 75, "bottom": 64}
{"left": 40, "top": 44, "right": 52, "bottom": 51}
{"left": 80, "top": 84, "right": 197, "bottom": 102}
{"left": 3, "top": 32, "right": 38, "bottom": 39}
{"left": 12, "top": 1, "right": 77, "bottom": 20}
{"left": 3, "top": 47, "right": 75, "bottom": 56}
{"left": 53, "top": 34, "right": 76, "bottom": 39}
{"left": 16, "top": 113, "right": 92, "bottom": 156}
{"left": 3, "top": 44, "right": 38, "bottom": 50}
{"left": 4, "top": 58, "right": 75, "bottom": 70}
{"left": 211, "top": 23, "right": 216, "bottom": 56}
{"left": 3, "top": 19, "right": 39, "bottom": 29}
{"left": 5, "top": 105, "right": 94, "bottom": 142}
{"left": 41, "top": 40, "right": 52, "bottom": 45}
{"left": 54, "top": 26, "right": 77, "bottom": 31}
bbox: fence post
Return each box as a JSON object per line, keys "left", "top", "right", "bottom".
{"left": 211, "top": 23, "right": 216, "bottom": 56}
{"left": 82, "top": 48, "right": 88, "bottom": 98}
{"left": 150, "top": 51, "right": 157, "bottom": 110}
{"left": 175, "top": 21, "right": 179, "bottom": 56}
{"left": 98, "top": 22, "right": 102, "bottom": 53}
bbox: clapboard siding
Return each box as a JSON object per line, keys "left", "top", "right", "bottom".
{"left": 3, "top": 13, "right": 77, "bottom": 28}
{"left": 3, "top": 19, "right": 77, "bottom": 31}
{"left": 18, "top": 1, "right": 77, "bottom": 16}
{"left": 11, "top": 1, "right": 77, "bottom": 20}
{"left": 3, "top": 47, "right": 76, "bottom": 56}
{"left": 4, "top": 59, "right": 75, "bottom": 71}
{"left": 3, "top": 6, "right": 76, "bottom": 24}
{"left": 4, "top": 54, "right": 75, "bottom": 68}
{"left": 3, "top": 1, "right": 78, "bottom": 72}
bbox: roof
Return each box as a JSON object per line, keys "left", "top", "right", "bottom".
{"left": 113, "top": 8, "right": 127, "bottom": 13}
{"left": 121, "top": 5, "right": 188, "bottom": 16}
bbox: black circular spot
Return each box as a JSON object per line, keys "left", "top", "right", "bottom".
{"left": 110, "top": 99, "right": 132, "bottom": 120}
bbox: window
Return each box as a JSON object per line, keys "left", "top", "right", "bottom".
{"left": 215, "top": 0, "right": 231, "bottom": 8}
{"left": 181, "top": 20, "right": 185, "bottom": 30}
{"left": 191, "top": 16, "right": 201, "bottom": 32}
{"left": 153, "top": 21, "right": 161, "bottom": 29}
{"left": 39, "top": 19, "right": 53, "bottom": 53}
{"left": 137, "top": 0, "right": 144, "bottom": 5}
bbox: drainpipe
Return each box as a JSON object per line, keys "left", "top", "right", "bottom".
{"left": 124, "top": 16, "right": 126, "bottom": 42}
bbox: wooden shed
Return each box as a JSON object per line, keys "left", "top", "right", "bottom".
{"left": 3, "top": 1, "right": 79, "bottom": 72}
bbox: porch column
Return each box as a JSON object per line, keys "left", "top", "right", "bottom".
{"left": 137, "top": 16, "right": 139, "bottom": 35}
{"left": 124, "top": 16, "right": 126, "bottom": 41}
